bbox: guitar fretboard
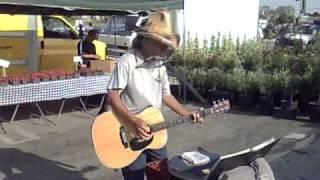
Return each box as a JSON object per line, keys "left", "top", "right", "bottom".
{"left": 150, "top": 108, "right": 216, "bottom": 132}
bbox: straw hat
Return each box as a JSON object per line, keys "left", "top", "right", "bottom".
{"left": 134, "top": 11, "right": 180, "bottom": 49}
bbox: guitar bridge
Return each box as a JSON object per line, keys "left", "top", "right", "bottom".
{"left": 119, "top": 127, "right": 129, "bottom": 148}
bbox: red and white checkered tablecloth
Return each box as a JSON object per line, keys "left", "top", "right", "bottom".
{"left": 0, "top": 75, "right": 110, "bottom": 106}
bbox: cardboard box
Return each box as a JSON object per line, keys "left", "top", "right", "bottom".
{"left": 90, "top": 58, "right": 117, "bottom": 73}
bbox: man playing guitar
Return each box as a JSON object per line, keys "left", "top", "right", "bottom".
{"left": 107, "top": 11, "right": 202, "bottom": 180}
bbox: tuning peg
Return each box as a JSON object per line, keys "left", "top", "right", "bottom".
{"left": 212, "top": 100, "right": 220, "bottom": 114}
{"left": 223, "top": 99, "right": 228, "bottom": 106}
{"left": 212, "top": 101, "right": 218, "bottom": 108}
{"left": 224, "top": 100, "right": 230, "bottom": 112}
{"left": 218, "top": 100, "right": 225, "bottom": 115}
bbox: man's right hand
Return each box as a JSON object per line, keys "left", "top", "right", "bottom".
{"left": 130, "top": 117, "right": 153, "bottom": 139}
{"left": 108, "top": 90, "right": 152, "bottom": 140}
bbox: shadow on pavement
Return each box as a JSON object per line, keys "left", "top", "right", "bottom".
{"left": 0, "top": 148, "right": 88, "bottom": 180}
{"left": 269, "top": 132, "right": 320, "bottom": 180}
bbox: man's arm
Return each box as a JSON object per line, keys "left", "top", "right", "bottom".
{"left": 78, "top": 41, "right": 101, "bottom": 60}
{"left": 161, "top": 68, "right": 201, "bottom": 121}
{"left": 108, "top": 90, "right": 134, "bottom": 123}
{"left": 81, "top": 54, "right": 101, "bottom": 60}
{"left": 163, "top": 95, "right": 190, "bottom": 116}
{"left": 163, "top": 95, "right": 203, "bottom": 122}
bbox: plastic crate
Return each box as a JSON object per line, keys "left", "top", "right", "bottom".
{"left": 146, "top": 159, "right": 173, "bottom": 180}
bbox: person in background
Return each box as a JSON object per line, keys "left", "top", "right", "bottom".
{"left": 77, "top": 29, "right": 101, "bottom": 68}
{"left": 88, "top": 22, "right": 94, "bottom": 31}
{"left": 78, "top": 24, "right": 84, "bottom": 40}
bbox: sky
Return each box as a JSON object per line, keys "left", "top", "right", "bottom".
{"left": 260, "top": 0, "right": 320, "bottom": 12}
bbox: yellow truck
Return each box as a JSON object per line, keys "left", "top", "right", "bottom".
{"left": 0, "top": 14, "right": 106, "bottom": 75}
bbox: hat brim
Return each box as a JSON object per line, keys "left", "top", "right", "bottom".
{"left": 137, "top": 32, "right": 179, "bottom": 49}
{"left": 132, "top": 26, "right": 179, "bottom": 49}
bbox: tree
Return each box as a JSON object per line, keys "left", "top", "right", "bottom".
{"left": 260, "top": 6, "right": 272, "bottom": 19}
{"left": 275, "top": 6, "right": 295, "bottom": 24}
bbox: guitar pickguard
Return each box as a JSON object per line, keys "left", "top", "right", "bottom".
{"left": 129, "top": 136, "right": 154, "bottom": 151}
{"left": 119, "top": 126, "right": 154, "bottom": 151}
{"left": 119, "top": 126, "right": 129, "bottom": 148}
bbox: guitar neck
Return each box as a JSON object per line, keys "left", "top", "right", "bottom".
{"left": 150, "top": 108, "right": 215, "bottom": 132}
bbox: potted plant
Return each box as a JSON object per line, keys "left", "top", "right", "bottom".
{"left": 237, "top": 40, "right": 262, "bottom": 111}
{"left": 73, "top": 71, "right": 80, "bottom": 78}
{"left": 58, "top": 72, "right": 66, "bottom": 80}
{"left": 309, "top": 98, "right": 320, "bottom": 122}
{"left": 215, "top": 46, "right": 239, "bottom": 104}
{"left": 308, "top": 59, "right": 320, "bottom": 121}
{"left": 28, "top": 72, "right": 41, "bottom": 83}
{"left": 259, "top": 74, "right": 275, "bottom": 115}
{"left": 0, "top": 77, "right": 8, "bottom": 86}
{"left": 40, "top": 73, "right": 50, "bottom": 82}
{"left": 238, "top": 71, "right": 260, "bottom": 111}
{"left": 50, "top": 75, "right": 58, "bottom": 81}
{"left": 45, "top": 71, "right": 57, "bottom": 81}
{"left": 267, "top": 70, "right": 288, "bottom": 117}
{"left": 203, "top": 68, "right": 223, "bottom": 103}
{"left": 171, "top": 48, "right": 184, "bottom": 67}
{"left": 261, "top": 49, "right": 297, "bottom": 118}
{"left": 80, "top": 68, "right": 94, "bottom": 77}
{"left": 8, "top": 76, "right": 20, "bottom": 85}
{"left": 280, "top": 79, "right": 298, "bottom": 119}
{"left": 65, "top": 72, "right": 73, "bottom": 79}
{"left": 20, "top": 77, "right": 31, "bottom": 84}
{"left": 94, "top": 69, "right": 104, "bottom": 76}
{"left": 224, "top": 70, "right": 242, "bottom": 107}
{"left": 280, "top": 56, "right": 310, "bottom": 119}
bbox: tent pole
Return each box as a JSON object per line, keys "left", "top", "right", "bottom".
{"left": 113, "top": 16, "right": 117, "bottom": 57}
{"left": 27, "top": 16, "right": 38, "bottom": 72}
{"left": 182, "top": 0, "right": 187, "bottom": 103}
{"left": 2, "top": 67, "right": 6, "bottom": 77}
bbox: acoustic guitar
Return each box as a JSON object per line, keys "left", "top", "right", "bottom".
{"left": 91, "top": 99, "right": 230, "bottom": 169}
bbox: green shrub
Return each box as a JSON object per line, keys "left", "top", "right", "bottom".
{"left": 239, "top": 40, "right": 263, "bottom": 73}
{"left": 262, "top": 49, "right": 290, "bottom": 74}
{"left": 171, "top": 35, "right": 320, "bottom": 104}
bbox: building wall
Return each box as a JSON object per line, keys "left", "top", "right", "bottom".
{"left": 175, "top": 0, "right": 260, "bottom": 44}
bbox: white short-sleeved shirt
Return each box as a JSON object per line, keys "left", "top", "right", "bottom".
{"left": 107, "top": 50, "right": 171, "bottom": 114}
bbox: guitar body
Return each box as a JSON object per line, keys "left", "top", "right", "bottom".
{"left": 91, "top": 107, "right": 168, "bottom": 169}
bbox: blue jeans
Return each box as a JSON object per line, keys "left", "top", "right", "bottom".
{"left": 122, "top": 147, "right": 167, "bottom": 180}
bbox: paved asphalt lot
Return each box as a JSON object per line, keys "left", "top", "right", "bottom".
{"left": 0, "top": 101, "right": 320, "bottom": 180}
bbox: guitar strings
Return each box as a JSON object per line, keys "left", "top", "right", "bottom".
{"left": 132, "top": 109, "right": 178, "bottom": 127}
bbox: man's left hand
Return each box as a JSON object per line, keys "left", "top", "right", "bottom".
{"left": 184, "top": 109, "right": 204, "bottom": 123}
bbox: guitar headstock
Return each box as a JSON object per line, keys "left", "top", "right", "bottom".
{"left": 211, "top": 98, "right": 230, "bottom": 114}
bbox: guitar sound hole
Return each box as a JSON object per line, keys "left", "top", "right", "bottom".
{"left": 130, "top": 136, "right": 154, "bottom": 151}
